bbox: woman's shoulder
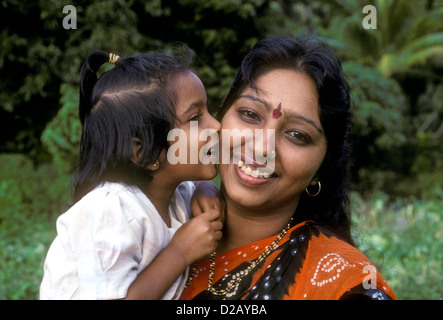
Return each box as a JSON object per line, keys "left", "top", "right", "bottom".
{"left": 307, "top": 223, "right": 368, "bottom": 263}
{"left": 289, "top": 222, "right": 366, "bottom": 265}
{"left": 294, "top": 222, "right": 396, "bottom": 299}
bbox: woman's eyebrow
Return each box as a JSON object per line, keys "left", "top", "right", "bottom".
{"left": 239, "top": 94, "right": 323, "bottom": 134}
{"left": 238, "top": 94, "right": 272, "bottom": 112}
{"left": 284, "top": 112, "right": 324, "bottom": 135}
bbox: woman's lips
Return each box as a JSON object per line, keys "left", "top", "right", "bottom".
{"left": 233, "top": 158, "right": 276, "bottom": 187}
{"left": 237, "top": 160, "right": 273, "bottom": 179}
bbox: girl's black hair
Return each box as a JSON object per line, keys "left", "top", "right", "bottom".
{"left": 74, "top": 46, "right": 195, "bottom": 203}
{"left": 218, "top": 36, "right": 354, "bottom": 245}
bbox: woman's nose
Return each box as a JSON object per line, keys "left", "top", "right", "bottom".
{"left": 253, "top": 128, "right": 276, "bottom": 161}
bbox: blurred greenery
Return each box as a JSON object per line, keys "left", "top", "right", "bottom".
{"left": 1, "top": 0, "right": 442, "bottom": 299}
{"left": 41, "top": 84, "right": 81, "bottom": 174}
{"left": 351, "top": 192, "right": 443, "bottom": 299}
{"left": 0, "top": 154, "right": 69, "bottom": 299}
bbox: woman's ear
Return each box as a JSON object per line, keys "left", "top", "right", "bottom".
{"left": 310, "top": 177, "right": 319, "bottom": 186}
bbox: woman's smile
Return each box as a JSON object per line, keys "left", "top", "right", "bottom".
{"left": 234, "top": 157, "right": 277, "bottom": 187}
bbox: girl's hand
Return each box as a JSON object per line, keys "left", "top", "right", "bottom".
{"left": 124, "top": 209, "right": 222, "bottom": 299}
{"left": 191, "top": 181, "right": 226, "bottom": 223}
{"left": 170, "top": 208, "right": 223, "bottom": 265}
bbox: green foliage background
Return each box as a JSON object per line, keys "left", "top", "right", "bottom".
{"left": 1, "top": 0, "right": 442, "bottom": 299}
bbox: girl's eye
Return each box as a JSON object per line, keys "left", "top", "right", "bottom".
{"left": 239, "top": 109, "right": 261, "bottom": 122}
{"left": 189, "top": 113, "right": 202, "bottom": 122}
{"left": 286, "top": 130, "right": 312, "bottom": 144}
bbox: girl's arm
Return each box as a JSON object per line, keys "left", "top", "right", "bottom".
{"left": 123, "top": 208, "right": 222, "bottom": 300}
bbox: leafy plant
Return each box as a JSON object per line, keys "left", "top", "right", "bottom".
{"left": 317, "top": 0, "right": 443, "bottom": 77}
{"left": 41, "top": 84, "right": 81, "bottom": 174}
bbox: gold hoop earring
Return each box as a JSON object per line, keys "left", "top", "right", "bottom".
{"left": 306, "top": 181, "right": 321, "bottom": 197}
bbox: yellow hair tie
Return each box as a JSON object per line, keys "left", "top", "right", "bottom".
{"left": 109, "top": 53, "right": 119, "bottom": 64}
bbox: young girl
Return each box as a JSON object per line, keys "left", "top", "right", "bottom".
{"left": 40, "top": 47, "right": 223, "bottom": 300}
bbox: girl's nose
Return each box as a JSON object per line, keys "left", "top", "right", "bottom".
{"left": 209, "top": 113, "right": 221, "bottom": 132}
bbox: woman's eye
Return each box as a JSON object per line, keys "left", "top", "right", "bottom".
{"left": 287, "top": 130, "right": 312, "bottom": 144}
{"left": 239, "top": 109, "right": 261, "bottom": 122}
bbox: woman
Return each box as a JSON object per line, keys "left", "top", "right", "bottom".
{"left": 181, "top": 36, "right": 396, "bottom": 300}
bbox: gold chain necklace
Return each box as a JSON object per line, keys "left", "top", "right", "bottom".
{"left": 206, "top": 218, "right": 293, "bottom": 296}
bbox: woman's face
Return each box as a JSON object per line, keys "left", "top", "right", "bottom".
{"left": 219, "top": 69, "right": 327, "bottom": 213}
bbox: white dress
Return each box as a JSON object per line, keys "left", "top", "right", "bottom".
{"left": 39, "top": 181, "right": 195, "bottom": 300}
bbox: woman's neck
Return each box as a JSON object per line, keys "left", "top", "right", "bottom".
{"left": 216, "top": 193, "right": 296, "bottom": 255}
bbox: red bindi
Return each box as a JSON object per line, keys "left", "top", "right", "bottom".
{"left": 272, "top": 103, "right": 282, "bottom": 119}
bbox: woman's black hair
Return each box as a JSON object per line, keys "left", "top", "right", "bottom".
{"left": 74, "top": 45, "right": 195, "bottom": 203}
{"left": 218, "top": 36, "right": 354, "bottom": 245}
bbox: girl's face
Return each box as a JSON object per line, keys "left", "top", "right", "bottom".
{"left": 168, "top": 71, "right": 221, "bottom": 181}
{"left": 219, "top": 69, "right": 327, "bottom": 214}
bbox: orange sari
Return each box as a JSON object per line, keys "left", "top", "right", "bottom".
{"left": 181, "top": 221, "right": 396, "bottom": 300}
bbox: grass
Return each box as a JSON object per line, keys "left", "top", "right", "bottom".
{"left": 0, "top": 154, "right": 69, "bottom": 299}
{"left": 0, "top": 154, "right": 441, "bottom": 299}
{"left": 351, "top": 192, "right": 443, "bottom": 299}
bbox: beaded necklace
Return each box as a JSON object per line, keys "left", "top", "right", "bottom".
{"left": 205, "top": 218, "right": 293, "bottom": 296}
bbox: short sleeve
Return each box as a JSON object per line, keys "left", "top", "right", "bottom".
{"left": 169, "top": 181, "right": 196, "bottom": 225}
{"left": 72, "top": 190, "right": 143, "bottom": 299}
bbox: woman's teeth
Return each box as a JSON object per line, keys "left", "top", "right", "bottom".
{"left": 237, "top": 160, "right": 272, "bottom": 179}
